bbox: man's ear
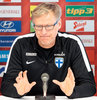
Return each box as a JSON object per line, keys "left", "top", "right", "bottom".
{"left": 58, "top": 19, "right": 62, "bottom": 30}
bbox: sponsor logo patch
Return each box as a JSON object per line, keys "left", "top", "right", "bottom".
{"left": 26, "top": 52, "right": 37, "bottom": 56}
{"left": 0, "top": 21, "right": 21, "bottom": 32}
{"left": 66, "top": 20, "right": 94, "bottom": 32}
{"left": 78, "top": 35, "right": 94, "bottom": 47}
{"left": 66, "top": 5, "right": 94, "bottom": 17}
{"left": 54, "top": 52, "right": 65, "bottom": 56}
{"left": 0, "top": 6, "right": 21, "bottom": 18}
{"left": 0, "top": 50, "right": 9, "bottom": 62}
{"left": 26, "top": 60, "right": 35, "bottom": 64}
{"left": 0, "top": 36, "right": 17, "bottom": 47}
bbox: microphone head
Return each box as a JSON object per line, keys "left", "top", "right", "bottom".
{"left": 41, "top": 73, "right": 49, "bottom": 82}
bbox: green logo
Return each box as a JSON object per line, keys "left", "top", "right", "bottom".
{"left": 30, "top": 20, "right": 35, "bottom": 32}
{"left": 66, "top": 5, "right": 94, "bottom": 17}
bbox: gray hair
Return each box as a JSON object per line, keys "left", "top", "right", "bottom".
{"left": 32, "top": 3, "right": 62, "bottom": 21}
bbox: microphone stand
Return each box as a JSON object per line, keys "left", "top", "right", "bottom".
{"left": 35, "top": 73, "right": 55, "bottom": 100}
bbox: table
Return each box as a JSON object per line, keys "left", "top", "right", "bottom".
{"left": 0, "top": 96, "right": 97, "bottom": 100}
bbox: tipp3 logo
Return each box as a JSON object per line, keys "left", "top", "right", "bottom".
{"left": 66, "top": 5, "right": 94, "bottom": 17}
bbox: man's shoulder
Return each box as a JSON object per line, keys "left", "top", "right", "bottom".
{"left": 11, "top": 33, "right": 36, "bottom": 48}
{"left": 14, "top": 33, "right": 35, "bottom": 43}
{"left": 58, "top": 32, "right": 81, "bottom": 43}
{"left": 16, "top": 33, "right": 35, "bottom": 41}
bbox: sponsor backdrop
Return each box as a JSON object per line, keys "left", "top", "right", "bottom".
{"left": 0, "top": 0, "right": 97, "bottom": 96}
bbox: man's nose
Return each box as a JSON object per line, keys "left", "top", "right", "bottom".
{"left": 41, "top": 27, "right": 47, "bottom": 35}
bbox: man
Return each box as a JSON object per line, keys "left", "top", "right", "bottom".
{"left": 1, "top": 3, "right": 96, "bottom": 99}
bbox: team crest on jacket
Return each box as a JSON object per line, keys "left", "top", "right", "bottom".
{"left": 55, "top": 57, "right": 64, "bottom": 68}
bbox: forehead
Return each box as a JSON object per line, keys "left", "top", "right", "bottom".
{"left": 33, "top": 11, "right": 57, "bottom": 25}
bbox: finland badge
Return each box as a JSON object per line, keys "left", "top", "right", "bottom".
{"left": 55, "top": 57, "right": 64, "bottom": 68}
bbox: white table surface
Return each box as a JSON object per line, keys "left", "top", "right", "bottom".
{"left": 0, "top": 96, "right": 97, "bottom": 100}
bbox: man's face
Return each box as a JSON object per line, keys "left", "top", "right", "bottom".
{"left": 33, "top": 11, "right": 61, "bottom": 48}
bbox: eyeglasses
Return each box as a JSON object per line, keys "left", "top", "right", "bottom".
{"left": 33, "top": 20, "right": 59, "bottom": 31}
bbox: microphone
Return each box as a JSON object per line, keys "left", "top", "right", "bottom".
{"left": 41, "top": 73, "right": 49, "bottom": 97}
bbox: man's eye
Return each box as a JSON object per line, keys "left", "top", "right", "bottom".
{"left": 46, "top": 25, "right": 52, "bottom": 27}
{"left": 37, "top": 26, "right": 42, "bottom": 27}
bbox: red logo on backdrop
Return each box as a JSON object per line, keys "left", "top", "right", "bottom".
{"left": 73, "top": 21, "right": 87, "bottom": 31}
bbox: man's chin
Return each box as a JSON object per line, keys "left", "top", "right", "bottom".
{"left": 41, "top": 43, "right": 50, "bottom": 46}
{"left": 39, "top": 39, "right": 55, "bottom": 48}
{"left": 40, "top": 42, "right": 51, "bottom": 47}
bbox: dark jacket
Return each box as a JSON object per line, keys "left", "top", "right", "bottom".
{"left": 1, "top": 32, "right": 96, "bottom": 99}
